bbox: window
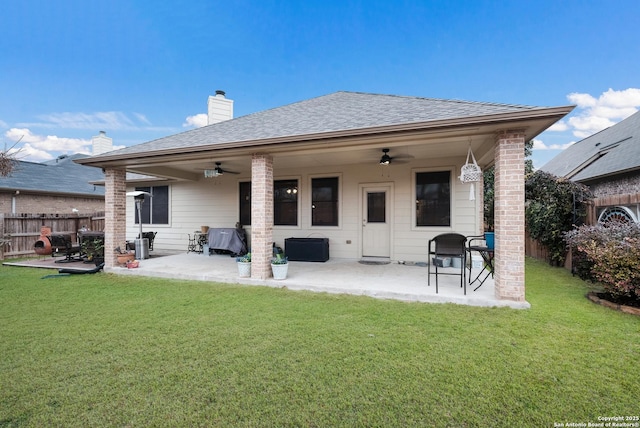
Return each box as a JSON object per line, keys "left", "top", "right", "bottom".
{"left": 239, "top": 182, "right": 251, "bottom": 226}
{"left": 415, "top": 171, "right": 450, "bottom": 227}
{"left": 134, "top": 186, "right": 169, "bottom": 225}
{"left": 239, "top": 180, "right": 299, "bottom": 226}
{"left": 274, "top": 180, "right": 298, "bottom": 226}
{"left": 312, "top": 177, "right": 339, "bottom": 226}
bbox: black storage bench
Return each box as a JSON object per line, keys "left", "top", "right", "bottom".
{"left": 285, "top": 238, "right": 329, "bottom": 262}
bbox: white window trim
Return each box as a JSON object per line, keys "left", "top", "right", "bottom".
{"left": 411, "top": 166, "right": 455, "bottom": 232}
{"left": 308, "top": 173, "right": 343, "bottom": 229}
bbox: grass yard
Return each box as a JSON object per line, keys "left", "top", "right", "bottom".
{"left": 1, "top": 258, "right": 639, "bottom": 427}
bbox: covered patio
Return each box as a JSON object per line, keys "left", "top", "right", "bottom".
{"left": 104, "top": 252, "right": 525, "bottom": 309}
{"left": 75, "top": 91, "right": 572, "bottom": 307}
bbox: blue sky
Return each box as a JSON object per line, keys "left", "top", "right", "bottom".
{"left": 1, "top": 0, "right": 639, "bottom": 169}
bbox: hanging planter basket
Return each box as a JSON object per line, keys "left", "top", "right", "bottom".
{"left": 459, "top": 146, "right": 482, "bottom": 183}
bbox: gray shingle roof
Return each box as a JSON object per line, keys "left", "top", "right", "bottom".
{"left": 91, "top": 91, "right": 550, "bottom": 158}
{"left": 0, "top": 154, "right": 105, "bottom": 196}
{"left": 541, "top": 110, "right": 640, "bottom": 182}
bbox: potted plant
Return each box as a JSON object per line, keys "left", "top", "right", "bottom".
{"left": 270, "top": 254, "right": 288, "bottom": 280}
{"left": 81, "top": 237, "right": 105, "bottom": 266}
{"left": 115, "top": 246, "right": 136, "bottom": 265}
{"left": 236, "top": 253, "right": 251, "bottom": 278}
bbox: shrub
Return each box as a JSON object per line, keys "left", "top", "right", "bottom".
{"left": 525, "top": 171, "right": 592, "bottom": 266}
{"left": 565, "top": 222, "right": 640, "bottom": 300}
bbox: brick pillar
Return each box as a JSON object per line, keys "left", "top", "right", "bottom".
{"left": 494, "top": 130, "right": 526, "bottom": 302}
{"left": 104, "top": 168, "right": 127, "bottom": 269}
{"left": 251, "top": 154, "right": 273, "bottom": 280}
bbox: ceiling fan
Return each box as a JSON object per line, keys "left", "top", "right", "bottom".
{"left": 203, "top": 162, "right": 240, "bottom": 178}
{"left": 378, "top": 148, "right": 413, "bottom": 165}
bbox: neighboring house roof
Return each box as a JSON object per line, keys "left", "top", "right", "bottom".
{"left": 541, "top": 110, "right": 640, "bottom": 182}
{"left": 82, "top": 91, "right": 567, "bottom": 160}
{"left": 0, "top": 153, "right": 105, "bottom": 197}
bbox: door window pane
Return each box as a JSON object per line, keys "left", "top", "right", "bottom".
{"left": 367, "top": 192, "right": 386, "bottom": 223}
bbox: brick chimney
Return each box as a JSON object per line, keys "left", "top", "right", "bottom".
{"left": 92, "top": 131, "right": 113, "bottom": 155}
{"left": 207, "top": 90, "right": 234, "bottom": 125}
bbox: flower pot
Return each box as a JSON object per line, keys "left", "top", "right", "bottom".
{"left": 271, "top": 263, "right": 288, "bottom": 280}
{"left": 484, "top": 232, "right": 495, "bottom": 250}
{"left": 237, "top": 261, "right": 251, "bottom": 278}
{"left": 117, "top": 253, "right": 136, "bottom": 265}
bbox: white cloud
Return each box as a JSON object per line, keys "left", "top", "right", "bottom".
{"left": 133, "top": 112, "right": 152, "bottom": 125}
{"left": 0, "top": 119, "right": 8, "bottom": 129}
{"left": 599, "top": 87, "right": 640, "bottom": 108}
{"left": 183, "top": 113, "right": 208, "bottom": 128}
{"left": 567, "top": 115, "right": 616, "bottom": 139}
{"left": 11, "top": 143, "right": 56, "bottom": 162}
{"left": 33, "top": 111, "right": 136, "bottom": 130}
{"left": 532, "top": 138, "right": 575, "bottom": 151}
{"left": 566, "top": 88, "right": 640, "bottom": 138}
{"left": 567, "top": 92, "right": 597, "bottom": 108}
{"left": 16, "top": 111, "right": 174, "bottom": 133}
{"left": 5, "top": 128, "right": 91, "bottom": 161}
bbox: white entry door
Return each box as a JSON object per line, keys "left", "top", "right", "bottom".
{"left": 362, "top": 186, "right": 391, "bottom": 258}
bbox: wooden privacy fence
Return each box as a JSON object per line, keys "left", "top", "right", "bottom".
{"left": 0, "top": 212, "right": 105, "bottom": 260}
{"left": 525, "top": 193, "right": 640, "bottom": 269}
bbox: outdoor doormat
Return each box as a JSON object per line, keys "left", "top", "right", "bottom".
{"left": 358, "top": 258, "right": 391, "bottom": 265}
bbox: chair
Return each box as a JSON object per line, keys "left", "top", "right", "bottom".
{"left": 187, "top": 232, "right": 200, "bottom": 253}
{"left": 427, "top": 233, "right": 468, "bottom": 294}
{"left": 49, "top": 234, "right": 82, "bottom": 263}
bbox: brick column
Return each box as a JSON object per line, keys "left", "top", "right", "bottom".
{"left": 251, "top": 154, "right": 273, "bottom": 280}
{"left": 104, "top": 168, "right": 127, "bottom": 269}
{"left": 494, "top": 130, "right": 526, "bottom": 302}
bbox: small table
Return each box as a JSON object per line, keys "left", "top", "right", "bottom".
{"left": 468, "top": 245, "right": 494, "bottom": 291}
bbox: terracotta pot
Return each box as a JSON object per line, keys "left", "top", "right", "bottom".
{"left": 117, "top": 253, "right": 136, "bottom": 265}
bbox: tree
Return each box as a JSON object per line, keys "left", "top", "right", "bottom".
{"left": 0, "top": 137, "right": 23, "bottom": 177}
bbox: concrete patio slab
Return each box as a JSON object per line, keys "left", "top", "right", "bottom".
{"left": 104, "top": 252, "right": 529, "bottom": 309}
{"left": 4, "top": 251, "right": 529, "bottom": 309}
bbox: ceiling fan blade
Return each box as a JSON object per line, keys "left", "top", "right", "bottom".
{"left": 389, "top": 156, "right": 413, "bottom": 165}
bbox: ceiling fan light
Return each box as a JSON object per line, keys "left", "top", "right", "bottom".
{"left": 380, "top": 154, "right": 391, "bottom": 165}
{"left": 204, "top": 169, "right": 219, "bottom": 178}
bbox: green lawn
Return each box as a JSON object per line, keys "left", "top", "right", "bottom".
{"left": 1, "top": 258, "right": 638, "bottom": 427}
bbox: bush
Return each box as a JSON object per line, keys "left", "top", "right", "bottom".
{"left": 525, "top": 171, "right": 592, "bottom": 266}
{"left": 565, "top": 222, "right": 640, "bottom": 300}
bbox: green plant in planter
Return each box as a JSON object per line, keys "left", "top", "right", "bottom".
{"left": 271, "top": 254, "right": 288, "bottom": 265}
{"left": 81, "top": 238, "right": 105, "bottom": 261}
{"left": 236, "top": 253, "right": 251, "bottom": 263}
